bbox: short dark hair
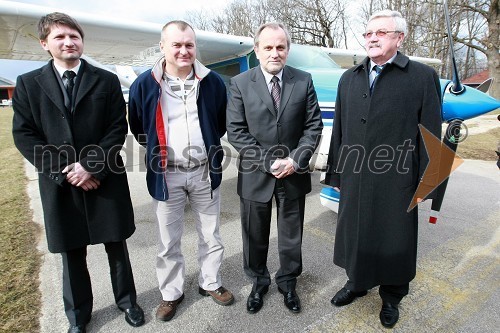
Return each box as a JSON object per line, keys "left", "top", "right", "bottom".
{"left": 38, "top": 12, "right": 84, "bottom": 41}
{"left": 161, "top": 20, "right": 195, "bottom": 41}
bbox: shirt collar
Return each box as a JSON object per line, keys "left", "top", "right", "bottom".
{"left": 54, "top": 61, "right": 81, "bottom": 79}
{"left": 164, "top": 69, "right": 195, "bottom": 82}
{"left": 370, "top": 53, "right": 397, "bottom": 73}
{"left": 260, "top": 66, "right": 283, "bottom": 84}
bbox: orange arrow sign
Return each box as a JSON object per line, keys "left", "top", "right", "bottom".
{"left": 407, "top": 124, "right": 464, "bottom": 212}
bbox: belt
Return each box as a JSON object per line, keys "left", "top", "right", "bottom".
{"left": 166, "top": 161, "right": 207, "bottom": 171}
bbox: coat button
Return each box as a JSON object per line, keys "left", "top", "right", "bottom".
{"left": 55, "top": 176, "right": 59, "bottom": 181}
{"left": 362, "top": 93, "right": 368, "bottom": 98}
{"left": 361, "top": 118, "right": 367, "bottom": 123}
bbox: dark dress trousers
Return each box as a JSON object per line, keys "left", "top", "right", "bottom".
{"left": 227, "top": 65, "right": 323, "bottom": 292}
{"left": 12, "top": 59, "right": 137, "bottom": 324}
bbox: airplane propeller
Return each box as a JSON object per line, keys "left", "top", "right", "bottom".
{"left": 443, "top": 0, "right": 464, "bottom": 95}
{"left": 429, "top": 0, "right": 464, "bottom": 223}
{"left": 428, "top": 0, "right": 499, "bottom": 223}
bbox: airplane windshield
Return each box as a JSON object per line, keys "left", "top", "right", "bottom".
{"left": 287, "top": 44, "right": 341, "bottom": 70}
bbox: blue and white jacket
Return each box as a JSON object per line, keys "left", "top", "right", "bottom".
{"left": 128, "top": 57, "right": 227, "bottom": 201}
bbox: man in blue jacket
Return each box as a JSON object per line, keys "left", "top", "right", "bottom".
{"left": 128, "top": 20, "right": 233, "bottom": 322}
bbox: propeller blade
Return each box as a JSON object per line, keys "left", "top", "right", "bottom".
{"left": 444, "top": 0, "right": 465, "bottom": 95}
{"left": 475, "top": 78, "right": 493, "bottom": 93}
{"left": 429, "top": 121, "right": 462, "bottom": 223}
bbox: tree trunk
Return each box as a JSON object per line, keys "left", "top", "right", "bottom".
{"left": 487, "top": 0, "right": 499, "bottom": 99}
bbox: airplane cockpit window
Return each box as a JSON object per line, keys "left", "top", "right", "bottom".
{"left": 287, "top": 44, "right": 341, "bottom": 70}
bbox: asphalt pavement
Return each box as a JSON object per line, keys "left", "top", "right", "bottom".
{"left": 25, "top": 135, "right": 500, "bottom": 333}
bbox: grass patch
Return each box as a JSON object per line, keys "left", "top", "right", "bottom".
{"left": 457, "top": 126, "right": 500, "bottom": 161}
{"left": 0, "top": 107, "right": 41, "bottom": 333}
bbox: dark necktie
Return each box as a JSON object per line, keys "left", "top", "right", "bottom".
{"left": 63, "top": 70, "right": 76, "bottom": 109}
{"left": 370, "top": 65, "right": 384, "bottom": 94}
{"left": 271, "top": 76, "right": 280, "bottom": 114}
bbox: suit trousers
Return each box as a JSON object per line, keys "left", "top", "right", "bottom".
{"left": 153, "top": 164, "right": 224, "bottom": 301}
{"left": 240, "top": 179, "right": 305, "bottom": 293}
{"left": 61, "top": 241, "right": 137, "bottom": 325}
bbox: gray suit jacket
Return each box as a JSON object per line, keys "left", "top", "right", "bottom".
{"left": 227, "top": 65, "right": 323, "bottom": 202}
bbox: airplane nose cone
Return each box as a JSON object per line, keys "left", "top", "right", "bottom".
{"left": 441, "top": 80, "right": 500, "bottom": 122}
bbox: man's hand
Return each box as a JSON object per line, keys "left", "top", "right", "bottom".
{"left": 271, "top": 158, "right": 295, "bottom": 179}
{"left": 78, "top": 177, "right": 101, "bottom": 191}
{"left": 63, "top": 162, "right": 100, "bottom": 190}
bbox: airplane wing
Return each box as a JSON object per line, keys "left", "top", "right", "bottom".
{"left": 1, "top": 1, "right": 442, "bottom": 72}
{"left": 321, "top": 47, "right": 442, "bottom": 68}
{"left": 0, "top": 0, "right": 254, "bottom": 67}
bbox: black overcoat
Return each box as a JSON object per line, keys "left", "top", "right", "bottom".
{"left": 12, "top": 59, "right": 135, "bottom": 253}
{"left": 325, "top": 53, "right": 442, "bottom": 289}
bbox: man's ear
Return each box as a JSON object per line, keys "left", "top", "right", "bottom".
{"left": 40, "top": 39, "right": 49, "bottom": 51}
{"left": 396, "top": 33, "right": 405, "bottom": 48}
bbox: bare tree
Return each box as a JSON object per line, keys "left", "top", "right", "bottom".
{"left": 188, "top": 0, "right": 499, "bottom": 98}
{"left": 358, "top": 0, "right": 498, "bottom": 98}
{"left": 268, "top": 0, "right": 350, "bottom": 48}
{"left": 452, "top": 0, "right": 499, "bottom": 98}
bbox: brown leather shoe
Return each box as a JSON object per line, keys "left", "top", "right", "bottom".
{"left": 156, "top": 294, "right": 184, "bottom": 321}
{"left": 198, "top": 286, "right": 234, "bottom": 306}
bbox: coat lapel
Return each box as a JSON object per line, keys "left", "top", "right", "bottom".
{"left": 35, "top": 62, "right": 67, "bottom": 114}
{"left": 278, "top": 66, "right": 295, "bottom": 120}
{"left": 251, "top": 67, "right": 277, "bottom": 117}
{"left": 74, "top": 60, "right": 99, "bottom": 110}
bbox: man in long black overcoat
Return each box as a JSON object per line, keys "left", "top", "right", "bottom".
{"left": 12, "top": 12, "right": 144, "bottom": 333}
{"left": 325, "top": 10, "right": 442, "bottom": 328}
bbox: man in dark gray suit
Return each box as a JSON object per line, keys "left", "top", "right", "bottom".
{"left": 12, "top": 12, "right": 144, "bottom": 333}
{"left": 227, "top": 22, "right": 323, "bottom": 314}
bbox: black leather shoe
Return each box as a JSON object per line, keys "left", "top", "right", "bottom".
{"left": 247, "top": 286, "right": 269, "bottom": 314}
{"left": 122, "top": 304, "right": 145, "bottom": 327}
{"left": 380, "top": 302, "right": 399, "bottom": 328}
{"left": 278, "top": 287, "right": 301, "bottom": 313}
{"left": 67, "top": 324, "right": 86, "bottom": 333}
{"left": 330, "top": 287, "right": 367, "bottom": 306}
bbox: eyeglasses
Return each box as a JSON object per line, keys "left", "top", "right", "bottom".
{"left": 362, "top": 30, "right": 401, "bottom": 39}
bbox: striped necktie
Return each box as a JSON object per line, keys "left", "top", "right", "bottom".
{"left": 271, "top": 76, "right": 280, "bottom": 113}
{"left": 370, "top": 65, "right": 384, "bottom": 93}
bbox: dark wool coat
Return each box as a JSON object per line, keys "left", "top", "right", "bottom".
{"left": 12, "top": 60, "right": 135, "bottom": 253}
{"left": 325, "top": 53, "right": 442, "bottom": 289}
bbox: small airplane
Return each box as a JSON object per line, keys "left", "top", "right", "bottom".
{"left": 1, "top": 0, "right": 498, "bottom": 222}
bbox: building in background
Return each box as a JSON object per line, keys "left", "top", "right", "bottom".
{"left": 0, "top": 77, "right": 14, "bottom": 106}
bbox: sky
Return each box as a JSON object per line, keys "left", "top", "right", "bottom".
{"left": 5, "top": 0, "right": 229, "bottom": 23}
{"left": 0, "top": 0, "right": 230, "bottom": 82}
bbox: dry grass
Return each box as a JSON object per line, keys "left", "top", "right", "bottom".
{"left": 0, "top": 107, "right": 41, "bottom": 333}
{"left": 457, "top": 126, "right": 500, "bottom": 161}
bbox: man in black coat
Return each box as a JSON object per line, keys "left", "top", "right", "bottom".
{"left": 324, "top": 10, "right": 441, "bottom": 328}
{"left": 12, "top": 12, "right": 144, "bottom": 333}
{"left": 227, "top": 22, "right": 323, "bottom": 314}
